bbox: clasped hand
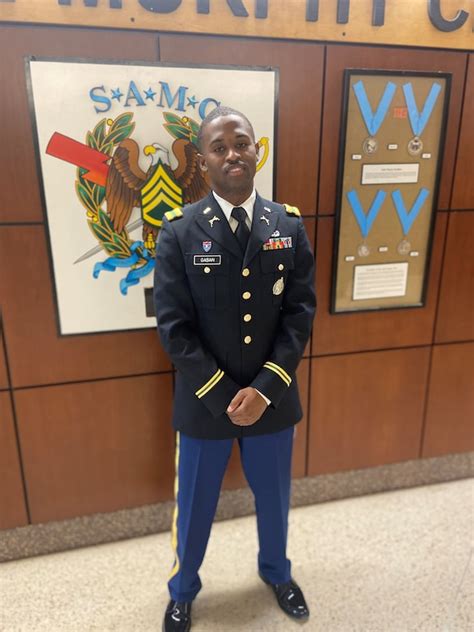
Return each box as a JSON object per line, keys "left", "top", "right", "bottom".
{"left": 227, "top": 387, "right": 268, "bottom": 426}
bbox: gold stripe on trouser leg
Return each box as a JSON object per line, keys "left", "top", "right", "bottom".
{"left": 168, "top": 432, "right": 181, "bottom": 580}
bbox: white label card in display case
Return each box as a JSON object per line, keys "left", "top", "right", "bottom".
{"left": 361, "top": 163, "right": 419, "bottom": 185}
{"left": 353, "top": 262, "right": 409, "bottom": 300}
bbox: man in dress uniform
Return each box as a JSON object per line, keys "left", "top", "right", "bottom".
{"left": 154, "top": 106, "right": 316, "bottom": 632}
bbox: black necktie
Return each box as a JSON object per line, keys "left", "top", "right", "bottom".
{"left": 231, "top": 206, "right": 250, "bottom": 253}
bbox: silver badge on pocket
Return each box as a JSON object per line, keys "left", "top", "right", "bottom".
{"left": 273, "top": 277, "right": 284, "bottom": 295}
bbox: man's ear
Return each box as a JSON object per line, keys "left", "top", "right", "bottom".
{"left": 198, "top": 153, "right": 208, "bottom": 172}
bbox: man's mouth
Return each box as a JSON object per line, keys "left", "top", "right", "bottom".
{"left": 226, "top": 164, "right": 246, "bottom": 175}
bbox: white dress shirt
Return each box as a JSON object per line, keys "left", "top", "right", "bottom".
{"left": 211, "top": 189, "right": 271, "bottom": 408}
{"left": 213, "top": 189, "right": 255, "bottom": 232}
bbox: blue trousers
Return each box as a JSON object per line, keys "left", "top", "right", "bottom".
{"left": 168, "top": 427, "right": 294, "bottom": 602}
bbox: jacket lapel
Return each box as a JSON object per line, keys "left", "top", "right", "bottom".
{"left": 194, "top": 193, "right": 242, "bottom": 260}
{"left": 243, "top": 194, "right": 280, "bottom": 268}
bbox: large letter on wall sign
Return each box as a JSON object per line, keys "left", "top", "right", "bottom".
{"left": 195, "top": 0, "right": 250, "bottom": 17}
{"left": 336, "top": 0, "right": 386, "bottom": 25}
{"left": 139, "top": 0, "right": 181, "bottom": 12}
{"left": 428, "top": 0, "right": 469, "bottom": 32}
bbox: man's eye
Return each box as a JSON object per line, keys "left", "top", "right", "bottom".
{"left": 214, "top": 146, "right": 224, "bottom": 153}
{"left": 236, "top": 143, "right": 248, "bottom": 149}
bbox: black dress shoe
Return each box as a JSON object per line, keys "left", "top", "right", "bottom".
{"left": 162, "top": 600, "right": 192, "bottom": 632}
{"left": 259, "top": 572, "right": 310, "bottom": 620}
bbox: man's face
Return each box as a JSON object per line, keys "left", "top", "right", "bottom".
{"left": 199, "top": 114, "right": 258, "bottom": 200}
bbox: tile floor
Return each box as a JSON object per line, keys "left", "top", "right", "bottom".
{"left": 1, "top": 478, "right": 473, "bottom": 631}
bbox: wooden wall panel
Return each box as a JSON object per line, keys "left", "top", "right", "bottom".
{"left": 14, "top": 374, "right": 174, "bottom": 523}
{"left": 159, "top": 34, "right": 323, "bottom": 215}
{"left": 0, "top": 392, "right": 28, "bottom": 529}
{"left": 222, "top": 358, "right": 310, "bottom": 490}
{"left": 308, "top": 347, "right": 430, "bottom": 475}
{"left": 312, "top": 213, "right": 447, "bottom": 356}
{"left": 0, "top": 226, "right": 171, "bottom": 387}
{"left": 0, "top": 25, "right": 158, "bottom": 224}
{"left": 423, "top": 343, "right": 474, "bottom": 458}
{"left": 436, "top": 212, "right": 474, "bottom": 343}
{"left": 303, "top": 217, "right": 316, "bottom": 244}
{"left": 318, "top": 46, "right": 467, "bottom": 214}
{"left": 452, "top": 55, "right": 474, "bottom": 209}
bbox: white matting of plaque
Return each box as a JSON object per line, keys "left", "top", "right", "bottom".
{"left": 361, "top": 163, "right": 419, "bottom": 185}
{"left": 353, "top": 262, "right": 409, "bottom": 300}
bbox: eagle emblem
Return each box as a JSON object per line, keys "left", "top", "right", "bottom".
{"left": 105, "top": 113, "right": 210, "bottom": 253}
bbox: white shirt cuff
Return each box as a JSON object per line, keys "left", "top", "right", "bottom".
{"left": 255, "top": 389, "right": 271, "bottom": 406}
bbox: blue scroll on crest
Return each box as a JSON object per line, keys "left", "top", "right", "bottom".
{"left": 93, "top": 241, "right": 155, "bottom": 296}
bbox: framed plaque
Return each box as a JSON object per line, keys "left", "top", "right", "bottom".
{"left": 27, "top": 58, "right": 277, "bottom": 334}
{"left": 331, "top": 69, "right": 451, "bottom": 313}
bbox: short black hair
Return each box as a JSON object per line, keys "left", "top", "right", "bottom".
{"left": 197, "top": 106, "right": 255, "bottom": 151}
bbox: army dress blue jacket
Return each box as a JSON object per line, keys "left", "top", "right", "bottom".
{"left": 153, "top": 192, "right": 316, "bottom": 439}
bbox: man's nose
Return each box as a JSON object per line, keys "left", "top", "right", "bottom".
{"left": 225, "top": 147, "right": 239, "bottom": 162}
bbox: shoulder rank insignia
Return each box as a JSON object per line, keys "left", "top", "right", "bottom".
{"left": 284, "top": 204, "right": 301, "bottom": 218}
{"left": 165, "top": 208, "right": 183, "bottom": 222}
